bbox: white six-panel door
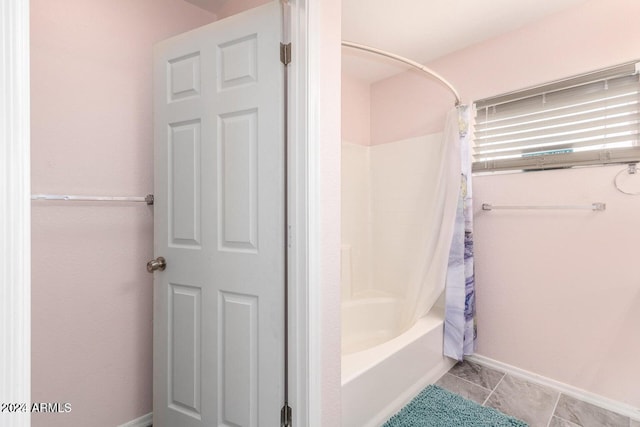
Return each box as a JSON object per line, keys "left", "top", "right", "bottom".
{"left": 152, "top": 3, "right": 284, "bottom": 426}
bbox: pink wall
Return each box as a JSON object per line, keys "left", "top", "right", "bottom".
{"left": 371, "top": 70, "right": 451, "bottom": 145}
{"left": 473, "top": 164, "right": 640, "bottom": 407}
{"left": 215, "top": 0, "right": 270, "bottom": 20}
{"left": 317, "top": 0, "right": 343, "bottom": 423}
{"left": 341, "top": 72, "right": 371, "bottom": 145}
{"left": 370, "top": 0, "right": 640, "bottom": 408}
{"left": 30, "top": 1, "right": 215, "bottom": 426}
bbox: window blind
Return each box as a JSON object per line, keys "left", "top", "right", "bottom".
{"left": 473, "top": 62, "right": 640, "bottom": 172}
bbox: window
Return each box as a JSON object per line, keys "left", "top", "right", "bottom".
{"left": 473, "top": 61, "right": 640, "bottom": 173}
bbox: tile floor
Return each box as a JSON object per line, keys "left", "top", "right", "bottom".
{"left": 435, "top": 360, "right": 639, "bottom": 427}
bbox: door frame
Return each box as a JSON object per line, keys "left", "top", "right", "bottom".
{"left": 0, "top": 0, "right": 31, "bottom": 426}
{"left": 286, "top": 0, "right": 323, "bottom": 424}
{"left": 1, "top": 1, "right": 334, "bottom": 426}
{"left": 292, "top": 0, "right": 342, "bottom": 424}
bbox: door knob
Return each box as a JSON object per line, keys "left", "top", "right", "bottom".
{"left": 147, "top": 256, "right": 167, "bottom": 273}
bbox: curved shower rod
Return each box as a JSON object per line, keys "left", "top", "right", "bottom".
{"left": 341, "top": 40, "right": 462, "bottom": 106}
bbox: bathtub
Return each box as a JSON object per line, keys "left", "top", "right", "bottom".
{"left": 341, "top": 297, "right": 455, "bottom": 427}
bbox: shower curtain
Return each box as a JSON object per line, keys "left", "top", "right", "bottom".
{"left": 397, "top": 105, "right": 476, "bottom": 361}
{"left": 400, "top": 107, "right": 462, "bottom": 331}
{"left": 444, "top": 105, "right": 477, "bottom": 361}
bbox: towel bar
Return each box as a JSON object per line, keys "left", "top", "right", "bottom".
{"left": 481, "top": 202, "right": 605, "bottom": 211}
{"left": 31, "top": 194, "right": 154, "bottom": 205}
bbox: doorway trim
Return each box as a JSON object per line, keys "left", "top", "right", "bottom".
{"left": 288, "top": 0, "right": 317, "bottom": 424}
{"left": 288, "top": 0, "right": 342, "bottom": 424}
{"left": 0, "top": 0, "right": 31, "bottom": 425}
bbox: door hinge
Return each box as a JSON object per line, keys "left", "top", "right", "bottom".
{"left": 280, "top": 404, "right": 292, "bottom": 427}
{"left": 280, "top": 42, "right": 291, "bottom": 65}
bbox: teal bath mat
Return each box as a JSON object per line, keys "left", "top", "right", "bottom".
{"left": 383, "top": 384, "right": 528, "bottom": 427}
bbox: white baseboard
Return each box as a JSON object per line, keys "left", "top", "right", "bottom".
{"left": 467, "top": 354, "right": 640, "bottom": 421}
{"left": 118, "top": 412, "right": 152, "bottom": 427}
